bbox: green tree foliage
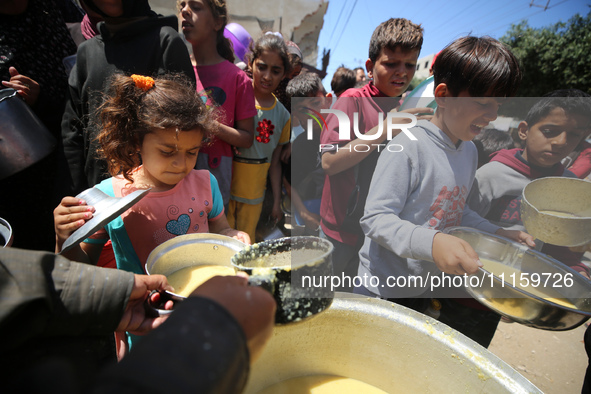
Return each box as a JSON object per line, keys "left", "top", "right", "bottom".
{"left": 408, "top": 76, "right": 426, "bottom": 92}
{"left": 501, "top": 10, "right": 591, "bottom": 97}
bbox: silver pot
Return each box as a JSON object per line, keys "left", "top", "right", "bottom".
{"left": 145, "top": 233, "right": 246, "bottom": 298}
{"left": 232, "top": 236, "right": 334, "bottom": 324}
{"left": 445, "top": 226, "right": 591, "bottom": 330}
{"left": 0, "top": 217, "right": 13, "bottom": 247}
{"left": 0, "top": 88, "right": 57, "bottom": 180}
{"left": 521, "top": 176, "right": 591, "bottom": 247}
{"left": 246, "top": 294, "right": 541, "bottom": 393}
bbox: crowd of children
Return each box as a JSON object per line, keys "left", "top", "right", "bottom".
{"left": 2, "top": 0, "right": 591, "bottom": 388}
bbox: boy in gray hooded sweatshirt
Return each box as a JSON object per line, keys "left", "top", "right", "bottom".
{"left": 356, "top": 36, "right": 536, "bottom": 347}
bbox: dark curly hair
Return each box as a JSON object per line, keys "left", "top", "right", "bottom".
{"left": 95, "top": 73, "right": 217, "bottom": 183}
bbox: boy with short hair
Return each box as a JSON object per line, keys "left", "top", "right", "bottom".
{"left": 320, "top": 18, "right": 429, "bottom": 288}
{"left": 331, "top": 66, "right": 356, "bottom": 97}
{"left": 467, "top": 90, "right": 591, "bottom": 275}
{"left": 357, "top": 36, "right": 534, "bottom": 347}
{"left": 285, "top": 72, "right": 331, "bottom": 233}
{"left": 464, "top": 90, "right": 591, "bottom": 346}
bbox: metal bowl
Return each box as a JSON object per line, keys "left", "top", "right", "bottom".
{"left": 0, "top": 88, "right": 57, "bottom": 180}
{"left": 521, "top": 177, "right": 591, "bottom": 247}
{"left": 145, "top": 233, "right": 246, "bottom": 284}
{"left": 232, "top": 236, "right": 334, "bottom": 324}
{"left": 245, "top": 294, "right": 541, "bottom": 393}
{"left": 445, "top": 226, "right": 591, "bottom": 330}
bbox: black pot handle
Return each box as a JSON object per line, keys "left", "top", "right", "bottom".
{"left": 247, "top": 274, "right": 276, "bottom": 295}
{"left": 144, "top": 290, "right": 184, "bottom": 317}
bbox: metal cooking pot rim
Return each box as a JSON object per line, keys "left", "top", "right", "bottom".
{"left": 446, "top": 226, "right": 591, "bottom": 316}
{"left": 145, "top": 233, "right": 247, "bottom": 276}
{"left": 0, "top": 88, "right": 18, "bottom": 102}
{"left": 477, "top": 263, "right": 591, "bottom": 316}
{"left": 522, "top": 177, "right": 591, "bottom": 220}
{"left": 232, "top": 236, "right": 334, "bottom": 269}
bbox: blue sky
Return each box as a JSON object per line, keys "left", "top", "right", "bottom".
{"left": 316, "top": 0, "right": 591, "bottom": 91}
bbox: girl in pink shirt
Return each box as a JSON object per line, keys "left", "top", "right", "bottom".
{"left": 178, "top": 0, "right": 257, "bottom": 206}
{"left": 54, "top": 73, "right": 249, "bottom": 273}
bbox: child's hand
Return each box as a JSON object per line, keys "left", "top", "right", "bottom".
{"left": 280, "top": 143, "right": 291, "bottom": 163}
{"left": 300, "top": 209, "right": 321, "bottom": 233}
{"left": 219, "top": 228, "right": 251, "bottom": 245}
{"left": 432, "top": 233, "right": 482, "bottom": 275}
{"left": 271, "top": 203, "right": 283, "bottom": 225}
{"left": 495, "top": 228, "right": 536, "bottom": 248}
{"left": 54, "top": 196, "right": 95, "bottom": 248}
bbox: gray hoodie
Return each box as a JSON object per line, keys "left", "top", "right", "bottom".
{"left": 358, "top": 120, "right": 500, "bottom": 298}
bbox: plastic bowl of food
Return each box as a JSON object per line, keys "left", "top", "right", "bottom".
{"left": 444, "top": 226, "right": 591, "bottom": 330}
{"left": 521, "top": 177, "right": 591, "bottom": 247}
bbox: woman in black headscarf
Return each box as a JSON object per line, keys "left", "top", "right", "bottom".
{"left": 0, "top": 0, "right": 78, "bottom": 134}
{"left": 0, "top": 0, "right": 79, "bottom": 252}
{"left": 61, "top": 0, "right": 196, "bottom": 195}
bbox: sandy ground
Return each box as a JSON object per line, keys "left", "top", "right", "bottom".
{"left": 488, "top": 254, "right": 591, "bottom": 394}
{"left": 488, "top": 320, "right": 588, "bottom": 393}
{"left": 488, "top": 316, "right": 589, "bottom": 394}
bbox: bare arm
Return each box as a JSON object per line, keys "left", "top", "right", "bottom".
{"left": 269, "top": 144, "right": 284, "bottom": 222}
{"left": 291, "top": 185, "right": 321, "bottom": 231}
{"left": 322, "top": 107, "right": 432, "bottom": 176}
{"left": 216, "top": 117, "right": 254, "bottom": 148}
{"left": 322, "top": 122, "right": 391, "bottom": 176}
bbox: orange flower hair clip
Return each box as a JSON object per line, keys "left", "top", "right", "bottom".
{"left": 131, "top": 74, "right": 155, "bottom": 91}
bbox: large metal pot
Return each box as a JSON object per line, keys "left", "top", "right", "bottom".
{"left": 246, "top": 295, "right": 541, "bottom": 393}
{"left": 0, "top": 88, "right": 57, "bottom": 180}
{"left": 521, "top": 177, "right": 591, "bottom": 247}
{"left": 445, "top": 226, "right": 591, "bottom": 330}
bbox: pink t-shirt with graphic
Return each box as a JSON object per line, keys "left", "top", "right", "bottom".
{"left": 89, "top": 169, "right": 224, "bottom": 267}
{"left": 194, "top": 60, "right": 257, "bottom": 204}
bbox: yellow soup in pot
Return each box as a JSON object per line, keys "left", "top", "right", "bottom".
{"left": 480, "top": 259, "right": 577, "bottom": 310}
{"left": 257, "top": 375, "right": 388, "bottom": 394}
{"left": 167, "top": 265, "right": 236, "bottom": 297}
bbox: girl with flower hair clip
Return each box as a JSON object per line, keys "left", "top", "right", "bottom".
{"left": 54, "top": 73, "right": 249, "bottom": 353}
{"left": 54, "top": 72, "right": 249, "bottom": 277}
{"left": 227, "top": 33, "right": 292, "bottom": 241}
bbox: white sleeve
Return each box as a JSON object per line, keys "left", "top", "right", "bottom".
{"left": 360, "top": 144, "right": 437, "bottom": 262}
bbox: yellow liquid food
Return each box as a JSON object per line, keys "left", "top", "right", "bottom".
{"left": 167, "top": 265, "right": 235, "bottom": 297}
{"left": 257, "top": 375, "right": 388, "bottom": 394}
{"left": 540, "top": 210, "right": 579, "bottom": 218}
{"left": 480, "top": 259, "right": 576, "bottom": 309}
